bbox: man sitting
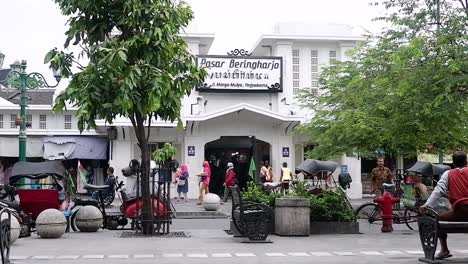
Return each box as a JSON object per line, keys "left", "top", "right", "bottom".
{"left": 419, "top": 151, "right": 468, "bottom": 260}
{"left": 92, "top": 167, "right": 115, "bottom": 201}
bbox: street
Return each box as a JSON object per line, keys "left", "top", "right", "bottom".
{"left": 9, "top": 219, "right": 468, "bottom": 264}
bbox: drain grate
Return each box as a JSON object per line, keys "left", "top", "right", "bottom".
{"left": 119, "top": 231, "right": 190, "bottom": 238}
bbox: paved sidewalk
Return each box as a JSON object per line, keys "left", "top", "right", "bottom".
{"left": 9, "top": 221, "right": 468, "bottom": 264}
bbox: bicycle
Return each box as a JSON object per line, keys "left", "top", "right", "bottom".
{"left": 356, "top": 162, "right": 449, "bottom": 230}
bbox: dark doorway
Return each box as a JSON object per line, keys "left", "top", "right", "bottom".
{"left": 204, "top": 136, "right": 270, "bottom": 195}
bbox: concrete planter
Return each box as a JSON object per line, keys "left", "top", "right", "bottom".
{"left": 75, "top": 206, "right": 103, "bottom": 232}
{"left": 36, "top": 209, "right": 67, "bottom": 238}
{"left": 309, "top": 221, "right": 359, "bottom": 234}
{"left": 275, "top": 197, "right": 310, "bottom": 236}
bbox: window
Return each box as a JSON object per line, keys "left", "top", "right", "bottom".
{"left": 0, "top": 114, "right": 2, "bottom": 128}
{"left": 10, "top": 114, "right": 16, "bottom": 128}
{"left": 64, "top": 115, "right": 72, "bottom": 129}
{"left": 329, "top": 50, "right": 337, "bottom": 65}
{"left": 311, "top": 50, "right": 319, "bottom": 89}
{"left": 292, "top": 49, "right": 300, "bottom": 95}
{"left": 39, "top": 115, "right": 47, "bottom": 129}
{"left": 26, "top": 114, "right": 32, "bottom": 128}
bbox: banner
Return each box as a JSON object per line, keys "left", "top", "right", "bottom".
{"left": 197, "top": 55, "right": 283, "bottom": 92}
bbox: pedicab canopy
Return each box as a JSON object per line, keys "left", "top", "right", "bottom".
{"left": 10, "top": 161, "right": 66, "bottom": 184}
{"left": 295, "top": 159, "right": 338, "bottom": 176}
{"left": 406, "top": 161, "right": 451, "bottom": 177}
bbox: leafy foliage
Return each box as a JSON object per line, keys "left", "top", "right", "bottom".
{"left": 152, "top": 143, "right": 177, "bottom": 163}
{"left": 241, "top": 181, "right": 281, "bottom": 208}
{"left": 309, "top": 189, "right": 356, "bottom": 222}
{"left": 47, "top": 0, "right": 206, "bottom": 234}
{"left": 298, "top": 0, "right": 468, "bottom": 159}
{"left": 241, "top": 181, "right": 355, "bottom": 222}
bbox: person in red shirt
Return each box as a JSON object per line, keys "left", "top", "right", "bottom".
{"left": 420, "top": 151, "right": 468, "bottom": 260}
{"left": 221, "top": 162, "right": 236, "bottom": 203}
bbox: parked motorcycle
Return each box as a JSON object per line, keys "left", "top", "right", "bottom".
{"left": 0, "top": 185, "right": 31, "bottom": 238}
{"left": 70, "top": 160, "right": 174, "bottom": 232}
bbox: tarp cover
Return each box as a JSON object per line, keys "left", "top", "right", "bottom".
{"left": 406, "top": 161, "right": 451, "bottom": 177}
{"left": 43, "top": 136, "right": 108, "bottom": 160}
{"left": 0, "top": 137, "right": 44, "bottom": 157}
{"left": 295, "top": 159, "right": 338, "bottom": 175}
{"left": 10, "top": 160, "right": 65, "bottom": 181}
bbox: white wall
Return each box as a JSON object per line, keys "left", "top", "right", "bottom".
{"left": 339, "top": 155, "right": 362, "bottom": 199}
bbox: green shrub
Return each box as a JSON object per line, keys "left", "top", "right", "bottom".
{"left": 241, "top": 181, "right": 282, "bottom": 207}
{"left": 309, "top": 189, "right": 356, "bottom": 222}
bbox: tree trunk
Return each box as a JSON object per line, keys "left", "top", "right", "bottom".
{"left": 134, "top": 114, "right": 154, "bottom": 235}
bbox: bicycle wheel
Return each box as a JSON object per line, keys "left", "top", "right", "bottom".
{"left": 355, "top": 203, "right": 382, "bottom": 224}
{"left": 404, "top": 207, "right": 419, "bottom": 230}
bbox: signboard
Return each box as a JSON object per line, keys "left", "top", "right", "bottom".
{"left": 197, "top": 55, "right": 283, "bottom": 92}
{"left": 282, "top": 147, "right": 290, "bottom": 157}
{"left": 188, "top": 146, "right": 195, "bottom": 156}
{"left": 341, "top": 165, "right": 348, "bottom": 173}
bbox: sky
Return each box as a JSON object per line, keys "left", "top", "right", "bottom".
{"left": 0, "top": 0, "right": 383, "bottom": 89}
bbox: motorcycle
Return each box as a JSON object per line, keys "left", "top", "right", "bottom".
{"left": 0, "top": 185, "right": 32, "bottom": 238}
{"left": 70, "top": 159, "right": 174, "bottom": 232}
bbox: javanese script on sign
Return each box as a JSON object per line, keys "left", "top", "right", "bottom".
{"left": 196, "top": 55, "right": 283, "bottom": 92}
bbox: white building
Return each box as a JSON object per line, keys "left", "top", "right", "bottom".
{"left": 0, "top": 23, "right": 365, "bottom": 199}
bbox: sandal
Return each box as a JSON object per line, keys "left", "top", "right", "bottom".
{"left": 435, "top": 252, "right": 452, "bottom": 260}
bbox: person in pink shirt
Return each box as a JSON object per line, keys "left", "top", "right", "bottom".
{"left": 197, "top": 160, "right": 211, "bottom": 205}
{"left": 221, "top": 162, "right": 236, "bottom": 203}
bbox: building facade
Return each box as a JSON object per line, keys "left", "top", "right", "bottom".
{"left": 0, "top": 23, "right": 365, "bottom": 199}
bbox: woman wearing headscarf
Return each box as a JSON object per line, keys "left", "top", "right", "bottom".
{"left": 176, "top": 164, "right": 189, "bottom": 203}
{"left": 221, "top": 162, "right": 236, "bottom": 204}
{"left": 197, "top": 160, "right": 211, "bottom": 205}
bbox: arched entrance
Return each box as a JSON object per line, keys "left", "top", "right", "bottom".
{"left": 204, "top": 136, "right": 271, "bottom": 195}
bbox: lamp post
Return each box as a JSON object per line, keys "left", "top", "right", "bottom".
{"left": 0, "top": 60, "right": 61, "bottom": 161}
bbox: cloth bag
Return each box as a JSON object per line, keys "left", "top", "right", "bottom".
{"left": 178, "top": 179, "right": 186, "bottom": 186}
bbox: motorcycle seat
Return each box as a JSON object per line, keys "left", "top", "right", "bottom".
{"left": 84, "top": 184, "right": 111, "bottom": 191}
{"left": 73, "top": 198, "right": 99, "bottom": 207}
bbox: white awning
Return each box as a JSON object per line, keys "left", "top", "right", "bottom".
{"left": 43, "top": 136, "right": 108, "bottom": 160}
{"left": 0, "top": 137, "right": 44, "bottom": 157}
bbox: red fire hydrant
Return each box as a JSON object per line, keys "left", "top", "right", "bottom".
{"left": 373, "top": 191, "right": 399, "bottom": 232}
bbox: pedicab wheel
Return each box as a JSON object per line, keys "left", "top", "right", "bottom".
{"left": 70, "top": 210, "right": 79, "bottom": 232}
{"left": 355, "top": 203, "right": 382, "bottom": 224}
{"left": 404, "top": 207, "right": 419, "bottom": 230}
{"left": 0, "top": 219, "right": 11, "bottom": 263}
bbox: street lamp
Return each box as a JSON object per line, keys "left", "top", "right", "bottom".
{"left": 0, "top": 59, "right": 61, "bottom": 161}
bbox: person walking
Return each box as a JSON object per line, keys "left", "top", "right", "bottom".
{"left": 221, "top": 162, "right": 236, "bottom": 203}
{"left": 265, "top": 161, "right": 273, "bottom": 182}
{"left": 419, "top": 151, "right": 468, "bottom": 260}
{"left": 197, "top": 160, "right": 211, "bottom": 205}
{"left": 259, "top": 161, "right": 267, "bottom": 183}
{"left": 370, "top": 158, "right": 393, "bottom": 197}
{"left": 280, "top": 162, "right": 292, "bottom": 193}
{"left": 176, "top": 164, "right": 189, "bottom": 203}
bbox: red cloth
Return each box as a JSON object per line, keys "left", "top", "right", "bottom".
{"left": 448, "top": 168, "right": 468, "bottom": 209}
{"left": 225, "top": 169, "right": 235, "bottom": 187}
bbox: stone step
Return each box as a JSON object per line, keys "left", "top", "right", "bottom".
{"left": 175, "top": 211, "right": 228, "bottom": 219}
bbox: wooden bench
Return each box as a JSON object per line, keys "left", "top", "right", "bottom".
{"left": 418, "top": 203, "right": 468, "bottom": 263}
{"left": 230, "top": 185, "right": 273, "bottom": 242}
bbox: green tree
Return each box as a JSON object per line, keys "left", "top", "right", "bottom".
{"left": 46, "top": 0, "right": 206, "bottom": 234}
{"left": 299, "top": 0, "right": 468, "bottom": 159}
